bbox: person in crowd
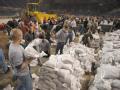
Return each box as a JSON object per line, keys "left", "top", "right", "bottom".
{"left": 7, "top": 18, "right": 18, "bottom": 29}
{"left": 45, "top": 29, "right": 51, "bottom": 43}
{"left": 81, "top": 29, "right": 93, "bottom": 47}
{"left": 83, "top": 18, "right": 88, "bottom": 33}
{"left": 5, "top": 24, "right": 12, "bottom": 36}
{"left": 39, "top": 32, "right": 51, "bottom": 57}
{"left": 0, "top": 45, "right": 10, "bottom": 74}
{"left": 29, "top": 15, "right": 37, "bottom": 24}
{"left": 24, "top": 29, "right": 33, "bottom": 47}
{"left": 65, "top": 26, "right": 74, "bottom": 44}
{"left": 55, "top": 24, "right": 69, "bottom": 54}
{"left": 9, "top": 28, "right": 34, "bottom": 90}
{"left": 78, "top": 18, "right": 85, "bottom": 34}
{"left": 18, "top": 21, "right": 29, "bottom": 39}
{"left": 70, "top": 17, "right": 77, "bottom": 36}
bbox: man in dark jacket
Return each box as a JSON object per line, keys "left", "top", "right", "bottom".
{"left": 82, "top": 30, "right": 93, "bottom": 47}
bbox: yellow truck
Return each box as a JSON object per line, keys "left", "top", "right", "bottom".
{"left": 26, "top": 0, "right": 57, "bottom": 23}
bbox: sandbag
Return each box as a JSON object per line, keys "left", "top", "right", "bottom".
{"left": 89, "top": 86, "right": 98, "bottom": 90}
{"left": 111, "top": 80, "right": 120, "bottom": 89}
{"left": 25, "top": 46, "right": 40, "bottom": 58}
{"left": 112, "top": 88, "right": 120, "bottom": 90}
{"left": 44, "top": 79, "right": 56, "bottom": 89}
{"left": 60, "top": 64, "right": 73, "bottom": 72}
{"left": 103, "top": 66, "right": 120, "bottom": 79}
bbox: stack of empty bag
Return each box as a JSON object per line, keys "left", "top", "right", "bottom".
{"left": 89, "top": 30, "right": 120, "bottom": 90}
{"left": 64, "top": 43, "right": 96, "bottom": 72}
{"left": 36, "top": 54, "right": 84, "bottom": 90}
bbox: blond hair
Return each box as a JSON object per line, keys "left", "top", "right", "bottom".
{"left": 11, "top": 28, "right": 23, "bottom": 41}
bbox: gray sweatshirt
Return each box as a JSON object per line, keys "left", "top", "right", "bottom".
{"left": 56, "top": 29, "right": 68, "bottom": 43}
{"left": 9, "top": 43, "right": 29, "bottom": 76}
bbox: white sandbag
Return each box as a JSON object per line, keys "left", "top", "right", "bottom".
{"left": 53, "top": 78, "right": 63, "bottom": 87}
{"left": 28, "top": 38, "right": 42, "bottom": 47}
{"left": 93, "top": 34, "right": 100, "bottom": 40}
{"left": 73, "top": 60, "right": 85, "bottom": 76}
{"left": 60, "top": 64, "right": 73, "bottom": 72}
{"left": 38, "top": 81, "right": 47, "bottom": 89}
{"left": 112, "top": 88, "right": 120, "bottom": 90}
{"left": 71, "top": 76, "right": 80, "bottom": 90}
{"left": 61, "top": 54, "right": 74, "bottom": 64}
{"left": 57, "top": 86, "right": 70, "bottom": 90}
{"left": 45, "top": 73, "right": 58, "bottom": 79}
{"left": 103, "top": 65, "right": 120, "bottom": 79}
{"left": 43, "top": 75, "right": 53, "bottom": 82}
{"left": 30, "top": 59, "right": 38, "bottom": 67}
{"left": 25, "top": 46, "right": 40, "bottom": 58}
{"left": 41, "top": 66, "right": 55, "bottom": 73}
{"left": 89, "top": 86, "right": 98, "bottom": 90}
{"left": 3, "top": 84, "right": 14, "bottom": 90}
{"left": 113, "top": 50, "right": 120, "bottom": 63}
{"left": 95, "top": 64, "right": 120, "bottom": 79}
{"left": 57, "top": 69, "right": 70, "bottom": 79}
{"left": 75, "top": 49, "right": 85, "bottom": 55}
{"left": 95, "top": 80, "right": 111, "bottom": 90}
{"left": 111, "top": 80, "right": 120, "bottom": 89}
{"left": 32, "top": 73, "right": 39, "bottom": 89}
{"left": 44, "top": 79, "right": 56, "bottom": 89}
{"left": 43, "top": 55, "right": 57, "bottom": 68}
{"left": 32, "top": 73, "right": 39, "bottom": 79}
{"left": 101, "top": 52, "right": 114, "bottom": 64}
{"left": 58, "top": 76, "right": 66, "bottom": 83}
{"left": 41, "top": 82, "right": 50, "bottom": 90}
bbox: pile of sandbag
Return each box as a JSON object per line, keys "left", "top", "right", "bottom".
{"left": 89, "top": 64, "right": 120, "bottom": 90}
{"left": 25, "top": 39, "right": 97, "bottom": 90}
{"left": 64, "top": 43, "right": 96, "bottom": 72}
{"left": 89, "top": 30, "right": 120, "bottom": 90}
{"left": 36, "top": 54, "right": 84, "bottom": 90}
{"left": 100, "top": 30, "right": 120, "bottom": 64}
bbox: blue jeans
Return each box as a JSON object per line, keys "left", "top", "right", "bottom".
{"left": 0, "top": 63, "right": 8, "bottom": 73}
{"left": 66, "top": 32, "right": 73, "bottom": 44}
{"left": 16, "top": 73, "right": 32, "bottom": 90}
{"left": 2, "top": 64, "right": 8, "bottom": 73}
{"left": 55, "top": 42, "right": 65, "bottom": 54}
{"left": 0, "top": 49, "right": 8, "bottom": 73}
